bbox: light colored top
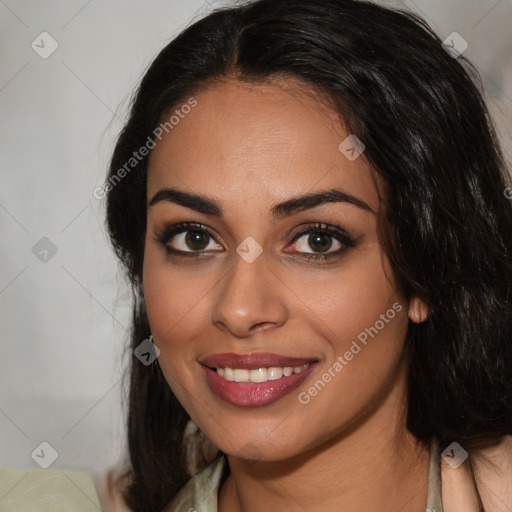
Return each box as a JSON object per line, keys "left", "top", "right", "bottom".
{"left": 166, "top": 439, "right": 443, "bottom": 512}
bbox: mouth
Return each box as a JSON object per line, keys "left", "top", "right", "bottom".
{"left": 200, "top": 352, "right": 318, "bottom": 407}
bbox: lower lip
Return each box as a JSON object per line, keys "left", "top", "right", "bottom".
{"left": 202, "top": 363, "right": 317, "bottom": 407}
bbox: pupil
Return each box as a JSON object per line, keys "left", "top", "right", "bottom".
{"left": 309, "top": 233, "right": 331, "bottom": 252}
{"left": 186, "top": 230, "right": 209, "bottom": 250}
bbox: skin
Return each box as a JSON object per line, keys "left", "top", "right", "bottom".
{"left": 142, "top": 78, "right": 430, "bottom": 512}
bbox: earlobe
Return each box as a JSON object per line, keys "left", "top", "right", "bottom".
{"left": 408, "top": 297, "right": 429, "bottom": 323}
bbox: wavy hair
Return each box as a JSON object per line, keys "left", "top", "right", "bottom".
{"left": 104, "top": 0, "right": 512, "bottom": 510}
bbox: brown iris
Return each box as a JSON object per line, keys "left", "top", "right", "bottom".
{"left": 185, "top": 230, "right": 209, "bottom": 251}
{"left": 308, "top": 233, "right": 332, "bottom": 252}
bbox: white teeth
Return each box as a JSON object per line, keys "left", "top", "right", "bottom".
{"left": 249, "top": 368, "right": 268, "bottom": 383}
{"left": 268, "top": 367, "right": 283, "bottom": 380}
{"left": 233, "top": 369, "right": 250, "bottom": 382}
{"left": 215, "top": 364, "right": 310, "bottom": 383}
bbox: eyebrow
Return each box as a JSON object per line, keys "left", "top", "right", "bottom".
{"left": 148, "top": 187, "right": 375, "bottom": 220}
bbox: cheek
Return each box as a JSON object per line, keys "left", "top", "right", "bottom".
{"left": 142, "top": 247, "right": 214, "bottom": 348}
{"left": 290, "top": 249, "right": 408, "bottom": 433}
{"left": 141, "top": 246, "right": 223, "bottom": 411}
{"left": 295, "top": 312, "right": 407, "bottom": 444}
{"left": 142, "top": 255, "right": 203, "bottom": 408}
{"left": 293, "top": 242, "right": 404, "bottom": 355}
{"left": 290, "top": 246, "right": 408, "bottom": 408}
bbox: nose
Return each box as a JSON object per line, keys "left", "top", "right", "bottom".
{"left": 210, "top": 250, "right": 289, "bottom": 338}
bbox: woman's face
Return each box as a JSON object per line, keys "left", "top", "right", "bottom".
{"left": 143, "top": 78, "right": 416, "bottom": 461}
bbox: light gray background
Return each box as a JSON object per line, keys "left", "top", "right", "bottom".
{"left": 1, "top": 0, "right": 511, "bottom": 481}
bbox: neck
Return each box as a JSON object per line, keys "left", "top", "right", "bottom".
{"left": 218, "top": 365, "right": 430, "bottom": 512}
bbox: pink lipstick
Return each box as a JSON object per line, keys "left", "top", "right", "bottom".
{"left": 200, "top": 352, "right": 318, "bottom": 407}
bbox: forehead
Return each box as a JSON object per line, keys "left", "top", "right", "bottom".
{"left": 147, "top": 78, "right": 380, "bottom": 215}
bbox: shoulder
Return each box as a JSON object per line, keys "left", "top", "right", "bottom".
{"left": 0, "top": 468, "right": 102, "bottom": 511}
{"left": 441, "top": 435, "right": 512, "bottom": 512}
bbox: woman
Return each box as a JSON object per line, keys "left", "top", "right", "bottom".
{"left": 103, "top": 0, "right": 512, "bottom": 510}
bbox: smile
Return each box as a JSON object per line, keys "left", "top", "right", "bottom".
{"left": 200, "top": 353, "right": 318, "bottom": 407}
{"left": 214, "top": 364, "right": 311, "bottom": 383}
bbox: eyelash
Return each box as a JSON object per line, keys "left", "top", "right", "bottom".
{"left": 153, "top": 221, "right": 355, "bottom": 262}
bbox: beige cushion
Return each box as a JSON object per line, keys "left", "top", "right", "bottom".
{"left": 0, "top": 469, "right": 101, "bottom": 511}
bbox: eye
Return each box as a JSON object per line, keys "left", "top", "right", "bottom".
{"left": 154, "top": 222, "right": 223, "bottom": 257}
{"left": 285, "top": 223, "right": 355, "bottom": 262}
{"left": 154, "top": 221, "right": 355, "bottom": 262}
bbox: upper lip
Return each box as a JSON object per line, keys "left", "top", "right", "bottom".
{"left": 200, "top": 352, "right": 317, "bottom": 369}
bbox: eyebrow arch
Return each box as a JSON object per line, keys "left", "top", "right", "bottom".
{"left": 148, "top": 187, "right": 376, "bottom": 219}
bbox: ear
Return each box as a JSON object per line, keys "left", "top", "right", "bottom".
{"left": 408, "top": 297, "right": 429, "bottom": 323}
